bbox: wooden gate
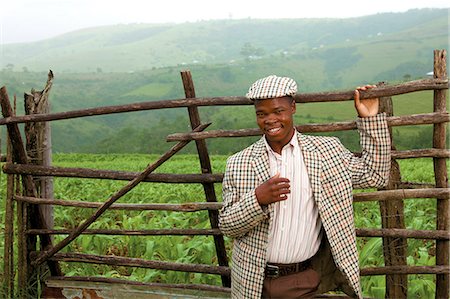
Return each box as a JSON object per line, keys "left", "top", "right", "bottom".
{"left": 1, "top": 49, "right": 448, "bottom": 298}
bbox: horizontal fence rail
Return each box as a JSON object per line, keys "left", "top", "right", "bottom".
{"left": 46, "top": 276, "right": 232, "bottom": 293}
{"left": 14, "top": 188, "right": 449, "bottom": 208}
{"left": 0, "top": 78, "right": 447, "bottom": 126}
{"left": 27, "top": 228, "right": 223, "bottom": 236}
{"left": 166, "top": 112, "right": 450, "bottom": 141}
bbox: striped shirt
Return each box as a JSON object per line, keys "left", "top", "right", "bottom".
{"left": 264, "top": 131, "right": 322, "bottom": 263}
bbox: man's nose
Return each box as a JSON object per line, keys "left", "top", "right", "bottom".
{"left": 265, "top": 114, "right": 277, "bottom": 124}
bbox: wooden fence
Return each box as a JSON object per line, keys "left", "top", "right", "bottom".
{"left": 1, "top": 49, "right": 449, "bottom": 298}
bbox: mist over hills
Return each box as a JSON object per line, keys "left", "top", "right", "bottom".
{"left": 2, "top": 8, "right": 447, "bottom": 73}
{"left": 0, "top": 8, "right": 448, "bottom": 154}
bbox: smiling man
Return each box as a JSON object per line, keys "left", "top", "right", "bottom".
{"left": 219, "top": 75, "right": 391, "bottom": 298}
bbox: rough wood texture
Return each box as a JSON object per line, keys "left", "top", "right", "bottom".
{"left": 166, "top": 112, "right": 449, "bottom": 141}
{"left": 433, "top": 49, "right": 449, "bottom": 299}
{"left": 3, "top": 163, "right": 224, "bottom": 183}
{"left": 361, "top": 265, "right": 450, "bottom": 276}
{"left": 0, "top": 78, "right": 447, "bottom": 126}
{"left": 181, "top": 70, "right": 230, "bottom": 287}
{"left": 379, "top": 88, "right": 407, "bottom": 298}
{"left": 24, "top": 70, "right": 54, "bottom": 231}
{"left": 32, "top": 123, "right": 209, "bottom": 267}
{"left": 0, "top": 86, "right": 62, "bottom": 289}
{"left": 353, "top": 188, "right": 449, "bottom": 202}
{"left": 14, "top": 187, "right": 448, "bottom": 208}
{"left": 27, "top": 228, "right": 222, "bottom": 236}
{"left": 24, "top": 72, "right": 55, "bottom": 292}
{"left": 15, "top": 195, "right": 222, "bottom": 211}
{"left": 25, "top": 227, "right": 449, "bottom": 240}
{"left": 43, "top": 252, "right": 231, "bottom": 276}
{"left": 44, "top": 276, "right": 231, "bottom": 293}
{"left": 3, "top": 135, "right": 14, "bottom": 298}
{"left": 356, "top": 228, "right": 449, "bottom": 240}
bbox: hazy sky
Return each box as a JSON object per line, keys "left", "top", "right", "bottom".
{"left": 1, "top": 0, "right": 448, "bottom": 44}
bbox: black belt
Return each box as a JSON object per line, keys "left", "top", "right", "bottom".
{"left": 265, "top": 259, "right": 312, "bottom": 278}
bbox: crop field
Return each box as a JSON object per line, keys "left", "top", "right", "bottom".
{"left": 0, "top": 154, "right": 444, "bottom": 298}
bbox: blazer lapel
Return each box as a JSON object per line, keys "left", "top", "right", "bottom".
{"left": 251, "top": 137, "right": 273, "bottom": 214}
{"left": 298, "top": 133, "right": 322, "bottom": 206}
{"left": 251, "top": 137, "right": 271, "bottom": 185}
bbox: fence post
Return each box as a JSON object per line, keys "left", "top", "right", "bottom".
{"left": 3, "top": 99, "right": 15, "bottom": 298}
{"left": 433, "top": 49, "right": 449, "bottom": 299}
{"left": 24, "top": 71, "right": 54, "bottom": 232}
{"left": 0, "top": 86, "right": 61, "bottom": 298}
{"left": 180, "top": 70, "right": 230, "bottom": 287}
{"left": 378, "top": 84, "right": 408, "bottom": 298}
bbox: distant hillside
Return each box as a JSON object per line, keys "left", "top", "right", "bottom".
{"left": 0, "top": 8, "right": 448, "bottom": 154}
{"left": 1, "top": 8, "right": 447, "bottom": 73}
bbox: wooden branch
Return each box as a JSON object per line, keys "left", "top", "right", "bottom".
{"left": 26, "top": 228, "right": 222, "bottom": 236}
{"left": 361, "top": 265, "right": 450, "bottom": 276}
{"left": 433, "top": 49, "right": 449, "bottom": 299}
{"left": 356, "top": 228, "right": 449, "bottom": 240}
{"left": 14, "top": 195, "right": 222, "bottom": 211}
{"left": 397, "top": 181, "right": 435, "bottom": 189}
{"left": 27, "top": 227, "right": 449, "bottom": 240}
{"left": 32, "top": 123, "right": 210, "bottom": 267}
{"left": 353, "top": 188, "right": 449, "bottom": 202}
{"left": 3, "top": 150, "right": 14, "bottom": 297}
{"left": 181, "top": 70, "right": 230, "bottom": 286}
{"left": 42, "top": 252, "right": 450, "bottom": 276}
{"left": 15, "top": 188, "right": 448, "bottom": 209}
{"left": 3, "top": 163, "right": 223, "bottom": 183}
{"left": 0, "top": 78, "right": 447, "bottom": 126}
{"left": 44, "top": 252, "right": 231, "bottom": 276}
{"left": 167, "top": 112, "right": 449, "bottom": 141}
{"left": 392, "top": 148, "right": 450, "bottom": 159}
{"left": 46, "top": 276, "right": 231, "bottom": 293}
{"left": 0, "top": 86, "right": 62, "bottom": 276}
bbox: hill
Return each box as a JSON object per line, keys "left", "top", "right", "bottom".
{"left": 2, "top": 8, "right": 447, "bottom": 74}
{"left": 0, "top": 8, "right": 447, "bottom": 154}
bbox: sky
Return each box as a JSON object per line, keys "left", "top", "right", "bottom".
{"left": 1, "top": 0, "right": 448, "bottom": 44}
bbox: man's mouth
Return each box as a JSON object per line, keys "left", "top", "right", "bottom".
{"left": 266, "top": 127, "right": 282, "bottom": 135}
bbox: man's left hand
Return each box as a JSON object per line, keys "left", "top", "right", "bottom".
{"left": 354, "top": 85, "right": 379, "bottom": 117}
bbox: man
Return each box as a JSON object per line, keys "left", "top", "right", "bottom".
{"left": 219, "top": 75, "right": 390, "bottom": 298}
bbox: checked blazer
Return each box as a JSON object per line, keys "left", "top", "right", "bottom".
{"left": 219, "top": 113, "right": 391, "bottom": 298}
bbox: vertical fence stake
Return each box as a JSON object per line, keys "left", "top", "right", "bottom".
{"left": 0, "top": 86, "right": 61, "bottom": 298}
{"left": 3, "top": 108, "right": 15, "bottom": 298}
{"left": 180, "top": 70, "right": 230, "bottom": 287}
{"left": 378, "top": 84, "right": 408, "bottom": 298}
{"left": 433, "top": 49, "right": 449, "bottom": 299}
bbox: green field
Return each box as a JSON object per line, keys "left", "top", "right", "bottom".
{"left": 0, "top": 154, "right": 443, "bottom": 298}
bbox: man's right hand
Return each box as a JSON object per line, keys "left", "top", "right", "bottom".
{"left": 255, "top": 173, "right": 290, "bottom": 206}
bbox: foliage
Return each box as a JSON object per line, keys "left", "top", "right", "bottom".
{"left": 0, "top": 155, "right": 444, "bottom": 298}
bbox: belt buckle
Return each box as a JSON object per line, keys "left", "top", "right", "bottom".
{"left": 265, "top": 264, "right": 280, "bottom": 278}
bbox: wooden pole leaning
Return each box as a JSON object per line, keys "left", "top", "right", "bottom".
{"left": 180, "top": 70, "right": 230, "bottom": 287}
{"left": 31, "top": 122, "right": 211, "bottom": 267}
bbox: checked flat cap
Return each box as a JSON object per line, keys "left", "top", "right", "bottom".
{"left": 246, "top": 75, "right": 297, "bottom": 100}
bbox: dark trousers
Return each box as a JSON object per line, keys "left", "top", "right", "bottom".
{"left": 262, "top": 268, "right": 320, "bottom": 299}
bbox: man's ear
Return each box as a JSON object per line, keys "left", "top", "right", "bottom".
{"left": 291, "top": 99, "right": 296, "bottom": 114}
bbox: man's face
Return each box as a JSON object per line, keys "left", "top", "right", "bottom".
{"left": 254, "top": 96, "right": 296, "bottom": 153}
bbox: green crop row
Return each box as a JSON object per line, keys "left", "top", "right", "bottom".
{"left": 0, "top": 154, "right": 445, "bottom": 298}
